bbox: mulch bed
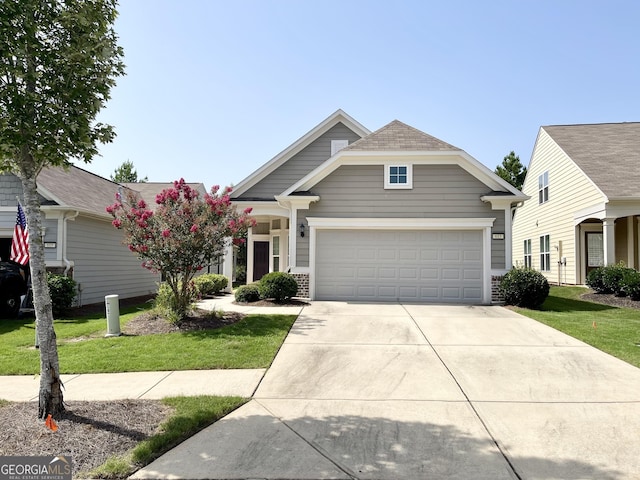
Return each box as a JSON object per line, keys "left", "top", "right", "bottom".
{"left": 580, "top": 291, "right": 640, "bottom": 310}
{"left": 0, "top": 400, "right": 172, "bottom": 478}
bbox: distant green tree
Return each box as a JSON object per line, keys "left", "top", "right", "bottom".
{"left": 111, "top": 160, "right": 147, "bottom": 183}
{"left": 495, "top": 151, "right": 527, "bottom": 190}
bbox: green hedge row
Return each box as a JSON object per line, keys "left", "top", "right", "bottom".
{"left": 586, "top": 264, "right": 640, "bottom": 300}
{"left": 235, "top": 272, "right": 298, "bottom": 304}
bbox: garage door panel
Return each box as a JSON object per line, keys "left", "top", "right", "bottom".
{"left": 442, "top": 268, "right": 461, "bottom": 280}
{"left": 378, "top": 267, "right": 397, "bottom": 279}
{"left": 357, "top": 248, "right": 376, "bottom": 261}
{"left": 316, "top": 229, "right": 483, "bottom": 303}
{"left": 420, "top": 249, "right": 439, "bottom": 261}
{"left": 399, "top": 268, "right": 418, "bottom": 279}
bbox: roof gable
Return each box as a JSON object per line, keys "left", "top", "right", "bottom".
{"left": 543, "top": 122, "right": 640, "bottom": 199}
{"left": 343, "top": 120, "right": 461, "bottom": 152}
{"left": 282, "top": 120, "right": 525, "bottom": 198}
{"left": 231, "top": 109, "right": 370, "bottom": 198}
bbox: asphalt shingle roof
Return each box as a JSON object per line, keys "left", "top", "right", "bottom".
{"left": 543, "top": 122, "right": 640, "bottom": 198}
{"left": 343, "top": 120, "right": 461, "bottom": 152}
{"left": 37, "top": 165, "right": 123, "bottom": 217}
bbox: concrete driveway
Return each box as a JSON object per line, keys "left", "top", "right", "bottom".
{"left": 133, "top": 302, "right": 640, "bottom": 480}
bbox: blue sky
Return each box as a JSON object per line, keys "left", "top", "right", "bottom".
{"left": 87, "top": 0, "right": 640, "bottom": 190}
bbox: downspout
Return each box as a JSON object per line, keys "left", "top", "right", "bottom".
{"left": 63, "top": 210, "right": 79, "bottom": 275}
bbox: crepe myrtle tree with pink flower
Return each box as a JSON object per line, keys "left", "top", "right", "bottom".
{"left": 108, "top": 179, "right": 254, "bottom": 319}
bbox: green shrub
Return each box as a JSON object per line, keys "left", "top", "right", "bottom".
{"left": 234, "top": 265, "right": 247, "bottom": 284}
{"left": 47, "top": 273, "right": 77, "bottom": 315}
{"left": 622, "top": 269, "right": 640, "bottom": 301}
{"left": 235, "top": 284, "right": 260, "bottom": 303}
{"left": 602, "top": 263, "right": 634, "bottom": 297}
{"left": 153, "top": 282, "right": 195, "bottom": 323}
{"left": 499, "top": 267, "right": 550, "bottom": 309}
{"left": 258, "top": 272, "right": 298, "bottom": 303}
{"left": 586, "top": 266, "right": 609, "bottom": 293}
{"left": 193, "top": 274, "right": 228, "bottom": 296}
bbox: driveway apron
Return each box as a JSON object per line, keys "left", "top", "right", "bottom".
{"left": 133, "top": 302, "right": 640, "bottom": 480}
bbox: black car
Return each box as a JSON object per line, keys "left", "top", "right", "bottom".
{"left": 0, "top": 261, "right": 28, "bottom": 318}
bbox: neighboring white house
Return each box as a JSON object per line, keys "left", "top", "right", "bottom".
{"left": 512, "top": 122, "right": 640, "bottom": 285}
{"left": 227, "top": 110, "right": 527, "bottom": 304}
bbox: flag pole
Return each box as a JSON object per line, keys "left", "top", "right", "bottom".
{"left": 16, "top": 196, "right": 37, "bottom": 347}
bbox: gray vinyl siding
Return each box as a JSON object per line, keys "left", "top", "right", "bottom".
{"left": 491, "top": 215, "right": 505, "bottom": 269}
{"left": 0, "top": 174, "right": 23, "bottom": 204}
{"left": 297, "top": 164, "right": 503, "bottom": 267}
{"left": 42, "top": 221, "right": 59, "bottom": 263}
{"left": 67, "top": 216, "right": 159, "bottom": 305}
{"left": 238, "top": 123, "right": 363, "bottom": 199}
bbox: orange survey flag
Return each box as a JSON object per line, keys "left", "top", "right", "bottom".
{"left": 45, "top": 414, "right": 58, "bottom": 432}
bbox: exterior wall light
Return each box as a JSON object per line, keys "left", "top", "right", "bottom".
{"left": 299, "top": 222, "right": 305, "bottom": 238}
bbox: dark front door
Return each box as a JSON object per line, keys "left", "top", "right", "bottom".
{"left": 586, "top": 232, "right": 604, "bottom": 275}
{"left": 253, "top": 241, "right": 269, "bottom": 281}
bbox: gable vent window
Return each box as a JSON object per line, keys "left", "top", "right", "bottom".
{"left": 384, "top": 164, "right": 413, "bottom": 189}
{"left": 538, "top": 171, "right": 549, "bottom": 204}
{"left": 331, "top": 139, "right": 349, "bottom": 156}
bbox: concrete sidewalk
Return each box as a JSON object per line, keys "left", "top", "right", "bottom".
{"left": 133, "top": 302, "right": 640, "bottom": 480}
{"left": 1, "top": 369, "right": 266, "bottom": 402}
{"left": 1, "top": 294, "right": 303, "bottom": 403}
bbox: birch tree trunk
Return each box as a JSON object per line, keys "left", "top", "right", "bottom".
{"left": 20, "top": 171, "right": 64, "bottom": 418}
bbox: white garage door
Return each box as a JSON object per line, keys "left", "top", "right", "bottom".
{"left": 315, "top": 229, "right": 483, "bottom": 303}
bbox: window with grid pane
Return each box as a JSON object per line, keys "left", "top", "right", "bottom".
{"left": 539, "top": 235, "right": 551, "bottom": 271}
{"left": 384, "top": 164, "right": 412, "bottom": 189}
{"left": 538, "top": 171, "right": 549, "bottom": 204}
{"left": 524, "top": 239, "right": 532, "bottom": 268}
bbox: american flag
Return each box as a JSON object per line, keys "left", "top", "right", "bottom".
{"left": 10, "top": 203, "right": 29, "bottom": 265}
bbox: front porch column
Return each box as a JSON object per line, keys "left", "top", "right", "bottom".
{"left": 288, "top": 208, "right": 298, "bottom": 269}
{"left": 603, "top": 217, "right": 616, "bottom": 266}
{"left": 222, "top": 239, "right": 233, "bottom": 292}
{"left": 628, "top": 216, "right": 636, "bottom": 269}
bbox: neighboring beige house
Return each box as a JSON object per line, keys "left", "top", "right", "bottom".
{"left": 512, "top": 122, "right": 640, "bottom": 285}
{"left": 227, "top": 110, "right": 527, "bottom": 304}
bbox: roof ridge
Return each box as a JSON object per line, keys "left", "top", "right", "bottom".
{"left": 343, "top": 119, "right": 461, "bottom": 152}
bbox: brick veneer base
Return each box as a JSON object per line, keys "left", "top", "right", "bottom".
{"left": 292, "top": 273, "right": 310, "bottom": 299}
{"left": 491, "top": 275, "right": 505, "bottom": 304}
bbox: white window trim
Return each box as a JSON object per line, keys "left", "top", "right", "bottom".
{"left": 524, "top": 238, "right": 532, "bottom": 268}
{"left": 539, "top": 234, "right": 551, "bottom": 271}
{"left": 384, "top": 164, "right": 413, "bottom": 189}
{"left": 538, "top": 171, "right": 549, "bottom": 204}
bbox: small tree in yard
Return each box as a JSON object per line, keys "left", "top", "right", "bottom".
{"left": 108, "top": 180, "right": 254, "bottom": 319}
{"left": 0, "top": 0, "right": 124, "bottom": 419}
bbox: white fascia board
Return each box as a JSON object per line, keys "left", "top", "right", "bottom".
{"left": 306, "top": 217, "right": 496, "bottom": 229}
{"left": 231, "top": 110, "right": 370, "bottom": 197}
{"left": 283, "top": 150, "right": 526, "bottom": 197}
{"left": 234, "top": 200, "right": 289, "bottom": 217}
{"left": 35, "top": 184, "right": 64, "bottom": 206}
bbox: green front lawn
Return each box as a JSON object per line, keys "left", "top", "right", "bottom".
{"left": 0, "top": 304, "right": 297, "bottom": 375}
{"left": 514, "top": 286, "right": 640, "bottom": 368}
